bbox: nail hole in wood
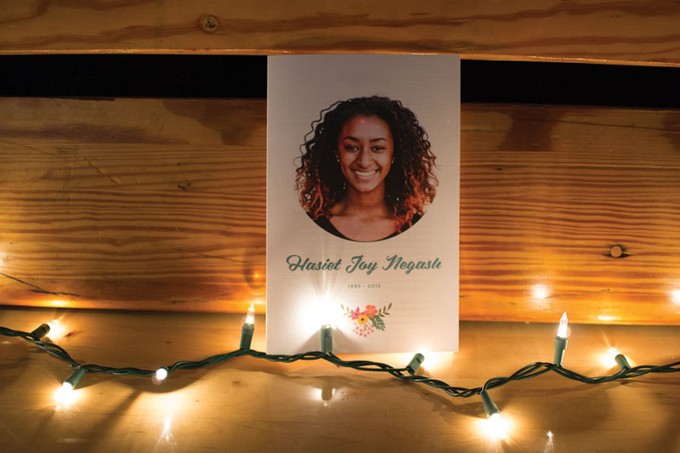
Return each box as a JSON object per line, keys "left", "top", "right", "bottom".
{"left": 200, "top": 15, "right": 219, "bottom": 34}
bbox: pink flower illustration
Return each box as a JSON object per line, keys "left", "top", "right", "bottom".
{"left": 350, "top": 307, "right": 362, "bottom": 320}
{"left": 341, "top": 303, "right": 392, "bottom": 337}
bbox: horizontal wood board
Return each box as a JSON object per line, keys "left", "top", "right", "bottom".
{"left": 1, "top": 308, "right": 679, "bottom": 452}
{"left": 0, "top": 98, "right": 679, "bottom": 324}
{"left": 0, "top": 1, "right": 679, "bottom": 66}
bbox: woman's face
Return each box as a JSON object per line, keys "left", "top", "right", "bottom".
{"left": 337, "top": 115, "right": 394, "bottom": 196}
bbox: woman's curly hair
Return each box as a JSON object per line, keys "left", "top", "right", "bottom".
{"left": 296, "top": 96, "right": 437, "bottom": 232}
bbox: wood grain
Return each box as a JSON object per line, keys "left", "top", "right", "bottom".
{"left": 1, "top": 308, "right": 679, "bottom": 452}
{"left": 1, "top": 98, "right": 679, "bottom": 324}
{"left": 0, "top": 98, "right": 266, "bottom": 314}
{"left": 460, "top": 105, "right": 680, "bottom": 324}
{"left": 0, "top": 1, "right": 679, "bottom": 66}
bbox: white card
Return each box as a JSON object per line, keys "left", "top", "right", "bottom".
{"left": 267, "top": 54, "right": 459, "bottom": 354}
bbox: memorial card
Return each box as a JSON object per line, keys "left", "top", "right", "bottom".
{"left": 267, "top": 54, "right": 459, "bottom": 354}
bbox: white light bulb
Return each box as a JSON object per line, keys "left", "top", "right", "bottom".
{"left": 47, "top": 319, "right": 65, "bottom": 340}
{"left": 318, "top": 294, "right": 337, "bottom": 328}
{"left": 481, "top": 412, "right": 510, "bottom": 440}
{"left": 489, "top": 413, "right": 508, "bottom": 436}
{"left": 245, "top": 305, "right": 256, "bottom": 325}
{"left": 602, "top": 347, "right": 619, "bottom": 368}
{"left": 556, "top": 312, "right": 568, "bottom": 339}
{"left": 554, "top": 313, "right": 569, "bottom": 366}
{"left": 155, "top": 368, "right": 169, "bottom": 382}
{"left": 54, "top": 383, "right": 79, "bottom": 409}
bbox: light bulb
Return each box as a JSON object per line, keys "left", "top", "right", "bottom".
{"left": 614, "top": 353, "right": 632, "bottom": 371}
{"left": 30, "top": 323, "right": 51, "bottom": 340}
{"left": 554, "top": 313, "right": 569, "bottom": 366}
{"left": 556, "top": 312, "right": 568, "bottom": 339}
{"left": 486, "top": 413, "right": 510, "bottom": 440}
{"left": 54, "top": 384, "right": 79, "bottom": 408}
{"left": 601, "top": 347, "right": 620, "bottom": 368}
{"left": 245, "top": 304, "right": 256, "bottom": 325}
{"left": 480, "top": 390, "right": 509, "bottom": 440}
{"left": 46, "top": 319, "right": 66, "bottom": 340}
{"left": 320, "top": 325, "right": 333, "bottom": 353}
{"left": 63, "top": 367, "right": 87, "bottom": 390}
{"left": 406, "top": 353, "right": 425, "bottom": 374}
{"left": 155, "top": 367, "right": 169, "bottom": 382}
{"left": 55, "top": 368, "right": 87, "bottom": 408}
{"left": 240, "top": 305, "right": 256, "bottom": 350}
{"left": 481, "top": 390, "right": 499, "bottom": 417}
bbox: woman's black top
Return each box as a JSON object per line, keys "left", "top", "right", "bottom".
{"left": 312, "top": 214, "right": 422, "bottom": 242}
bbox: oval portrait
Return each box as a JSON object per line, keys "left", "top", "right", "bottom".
{"left": 295, "top": 96, "right": 438, "bottom": 242}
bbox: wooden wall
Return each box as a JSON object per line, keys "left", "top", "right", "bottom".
{"left": 1, "top": 98, "right": 679, "bottom": 324}
{"left": 0, "top": 1, "right": 679, "bottom": 323}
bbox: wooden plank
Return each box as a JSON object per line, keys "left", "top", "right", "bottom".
{"left": 460, "top": 105, "right": 680, "bottom": 324}
{"left": 1, "top": 97, "right": 679, "bottom": 324}
{"left": 0, "top": 1, "right": 679, "bottom": 66}
{"left": 1, "top": 308, "right": 679, "bottom": 452}
{"left": 0, "top": 98, "right": 266, "bottom": 315}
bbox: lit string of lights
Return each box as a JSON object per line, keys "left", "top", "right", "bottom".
{"left": 1, "top": 311, "right": 679, "bottom": 438}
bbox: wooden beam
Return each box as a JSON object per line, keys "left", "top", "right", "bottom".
{"left": 0, "top": 1, "right": 679, "bottom": 66}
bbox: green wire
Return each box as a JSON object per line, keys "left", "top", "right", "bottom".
{"left": 1, "top": 325, "right": 678, "bottom": 399}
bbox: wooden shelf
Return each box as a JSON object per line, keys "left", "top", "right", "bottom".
{"left": 1, "top": 307, "right": 678, "bottom": 452}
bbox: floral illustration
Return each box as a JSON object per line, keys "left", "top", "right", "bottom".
{"left": 341, "top": 303, "right": 392, "bottom": 337}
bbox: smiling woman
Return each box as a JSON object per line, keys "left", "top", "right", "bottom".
{"left": 296, "top": 96, "right": 438, "bottom": 242}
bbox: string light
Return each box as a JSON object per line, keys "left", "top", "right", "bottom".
{"left": 30, "top": 323, "right": 51, "bottom": 340}
{"left": 46, "top": 319, "right": 65, "bottom": 340}
{"left": 1, "top": 317, "right": 679, "bottom": 438}
{"left": 53, "top": 384, "right": 80, "bottom": 409}
{"left": 406, "top": 353, "right": 424, "bottom": 374}
{"left": 554, "top": 312, "right": 568, "bottom": 366}
{"left": 614, "top": 353, "right": 632, "bottom": 371}
{"left": 320, "top": 325, "right": 333, "bottom": 353}
{"left": 600, "top": 347, "right": 621, "bottom": 368}
{"left": 480, "top": 389, "right": 499, "bottom": 417}
{"left": 240, "top": 304, "right": 256, "bottom": 350}
{"left": 480, "top": 389, "right": 509, "bottom": 440}
{"left": 154, "top": 367, "right": 169, "bottom": 383}
{"left": 63, "top": 367, "right": 87, "bottom": 391}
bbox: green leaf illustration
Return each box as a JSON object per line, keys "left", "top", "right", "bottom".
{"left": 372, "top": 315, "right": 386, "bottom": 331}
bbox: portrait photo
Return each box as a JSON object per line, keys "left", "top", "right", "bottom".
{"left": 296, "top": 96, "right": 438, "bottom": 242}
